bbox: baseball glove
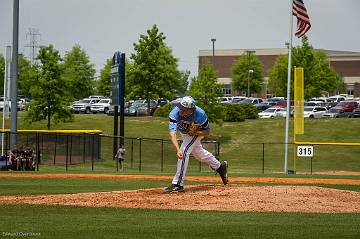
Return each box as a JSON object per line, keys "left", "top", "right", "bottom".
{"left": 188, "top": 122, "right": 200, "bottom": 136}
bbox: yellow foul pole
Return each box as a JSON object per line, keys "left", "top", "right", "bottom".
{"left": 293, "top": 67, "right": 304, "bottom": 171}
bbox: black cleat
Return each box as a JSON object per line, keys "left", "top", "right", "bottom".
{"left": 216, "top": 161, "right": 228, "bottom": 185}
{"left": 164, "top": 184, "right": 185, "bottom": 193}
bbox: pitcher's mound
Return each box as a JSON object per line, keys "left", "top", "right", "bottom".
{"left": 1, "top": 184, "right": 359, "bottom": 213}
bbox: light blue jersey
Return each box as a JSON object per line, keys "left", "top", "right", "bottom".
{"left": 169, "top": 106, "right": 209, "bottom": 134}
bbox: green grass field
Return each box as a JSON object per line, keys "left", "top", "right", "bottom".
{"left": 0, "top": 177, "right": 359, "bottom": 239}
{"left": 1, "top": 114, "right": 359, "bottom": 238}
{"left": 8, "top": 113, "right": 360, "bottom": 174}
{"left": 1, "top": 204, "right": 359, "bottom": 239}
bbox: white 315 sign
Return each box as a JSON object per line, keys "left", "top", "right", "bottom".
{"left": 297, "top": 146, "right": 314, "bottom": 157}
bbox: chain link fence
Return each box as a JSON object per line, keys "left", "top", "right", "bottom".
{"left": 1, "top": 131, "right": 359, "bottom": 174}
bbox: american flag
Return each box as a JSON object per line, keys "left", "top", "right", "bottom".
{"left": 292, "top": 0, "right": 311, "bottom": 38}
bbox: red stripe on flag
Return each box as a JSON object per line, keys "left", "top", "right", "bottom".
{"left": 292, "top": 0, "right": 311, "bottom": 38}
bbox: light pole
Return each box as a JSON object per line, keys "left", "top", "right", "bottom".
{"left": 247, "top": 69, "right": 254, "bottom": 97}
{"left": 246, "top": 50, "right": 255, "bottom": 97}
{"left": 211, "top": 38, "right": 216, "bottom": 65}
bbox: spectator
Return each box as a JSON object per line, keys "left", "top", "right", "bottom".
{"left": 115, "top": 145, "right": 126, "bottom": 171}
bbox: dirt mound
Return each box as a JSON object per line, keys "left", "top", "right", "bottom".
{"left": 1, "top": 184, "right": 359, "bottom": 213}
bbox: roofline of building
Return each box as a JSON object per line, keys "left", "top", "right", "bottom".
{"left": 199, "top": 48, "right": 360, "bottom": 57}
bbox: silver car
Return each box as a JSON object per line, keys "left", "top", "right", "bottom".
{"left": 323, "top": 108, "right": 352, "bottom": 118}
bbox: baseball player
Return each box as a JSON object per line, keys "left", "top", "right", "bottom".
{"left": 164, "top": 96, "right": 228, "bottom": 193}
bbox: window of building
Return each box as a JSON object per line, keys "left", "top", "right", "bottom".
{"left": 220, "top": 84, "right": 232, "bottom": 96}
{"left": 346, "top": 84, "right": 354, "bottom": 95}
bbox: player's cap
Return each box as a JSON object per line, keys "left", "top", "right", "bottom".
{"left": 176, "top": 96, "right": 196, "bottom": 110}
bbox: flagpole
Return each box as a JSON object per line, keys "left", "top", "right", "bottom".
{"left": 284, "top": 0, "right": 294, "bottom": 174}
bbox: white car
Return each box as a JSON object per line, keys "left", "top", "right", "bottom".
{"left": 219, "top": 97, "right": 233, "bottom": 104}
{"left": 275, "top": 108, "right": 286, "bottom": 118}
{"left": 258, "top": 108, "right": 281, "bottom": 118}
{"left": 327, "top": 95, "right": 346, "bottom": 103}
{"left": 90, "top": 98, "right": 112, "bottom": 114}
{"left": 71, "top": 98, "right": 100, "bottom": 114}
{"left": 303, "top": 106, "right": 327, "bottom": 118}
{"left": 0, "top": 97, "right": 24, "bottom": 111}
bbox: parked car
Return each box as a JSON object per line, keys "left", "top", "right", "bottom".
{"left": 353, "top": 97, "right": 360, "bottom": 105}
{"left": 106, "top": 102, "right": 132, "bottom": 116}
{"left": 323, "top": 107, "right": 352, "bottom": 118}
{"left": 351, "top": 107, "right": 360, "bottom": 118}
{"left": 334, "top": 101, "right": 358, "bottom": 112}
{"left": 0, "top": 97, "right": 24, "bottom": 111}
{"left": 258, "top": 107, "right": 282, "bottom": 118}
{"left": 157, "top": 98, "right": 169, "bottom": 107}
{"left": 89, "top": 95, "right": 105, "bottom": 99}
{"left": 262, "top": 100, "right": 278, "bottom": 107}
{"left": 254, "top": 103, "right": 271, "bottom": 113}
{"left": 303, "top": 106, "right": 327, "bottom": 118}
{"left": 316, "top": 102, "right": 337, "bottom": 110}
{"left": 272, "top": 100, "right": 291, "bottom": 108}
{"left": 275, "top": 107, "right": 294, "bottom": 118}
{"left": 90, "top": 98, "right": 112, "bottom": 114}
{"left": 238, "top": 97, "right": 263, "bottom": 105}
{"left": 231, "top": 96, "right": 247, "bottom": 103}
{"left": 267, "top": 97, "right": 284, "bottom": 102}
{"left": 71, "top": 98, "right": 100, "bottom": 114}
{"left": 219, "top": 97, "right": 233, "bottom": 104}
{"left": 135, "top": 104, "right": 158, "bottom": 116}
{"left": 304, "top": 101, "right": 323, "bottom": 107}
{"left": 327, "top": 95, "right": 346, "bottom": 103}
{"left": 125, "top": 100, "right": 157, "bottom": 116}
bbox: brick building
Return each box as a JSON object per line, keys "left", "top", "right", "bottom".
{"left": 198, "top": 48, "right": 360, "bottom": 98}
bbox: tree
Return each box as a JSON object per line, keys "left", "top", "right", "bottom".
{"left": 189, "top": 64, "right": 224, "bottom": 124}
{"left": 26, "top": 45, "right": 73, "bottom": 129}
{"left": 231, "top": 52, "right": 263, "bottom": 96}
{"left": 128, "top": 24, "right": 181, "bottom": 114}
{"left": 267, "top": 55, "right": 287, "bottom": 97}
{"left": 0, "top": 54, "right": 38, "bottom": 98}
{"left": 124, "top": 59, "right": 134, "bottom": 100}
{"left": 268, "top": 36, "right": 341, "bottom": 98}
{"left": 18, "top": 54, "right": 38, "bottom": 97}
{"left": 62, "top": 44, "right": 96, "bottom": 99}
{"left": 176, "top": 70, "right": 190, "bottom": 96}
{"left": 97, "top": 59, "right": 112, "bottom": 96}
{"left": 97, "top": 58, "right": 134, "bottom": 99}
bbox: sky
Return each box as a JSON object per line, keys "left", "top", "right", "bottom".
{"left": 1, "top": 0, "right": 360, "bottom": 77}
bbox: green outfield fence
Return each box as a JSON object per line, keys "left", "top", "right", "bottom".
{"left": 0, "top": 131, "right": 359, "bottom": 174}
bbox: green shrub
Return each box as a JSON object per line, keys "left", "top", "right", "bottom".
{"left": 222, "top": 104, "right": 245, "bottom": 122}
{"left": 240, "top": 104, "right": 258, "bottom": 119}
{"left": 221, "top": 103, "right": 258, "bottom": 121}
{"left": 153, "top": 104, "right": 173, "bottom": 117}
{"left": 195, "top": 100, "right": 224, "bottom": 125}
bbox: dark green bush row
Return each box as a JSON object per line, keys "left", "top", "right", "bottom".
{"left": 153, "top": 103, "right": 258, "bottom": 122}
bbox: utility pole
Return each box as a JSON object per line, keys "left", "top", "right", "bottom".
{"left": 10, "top": 0, "right": 19, "bottom": 148}
{"left": 246, "top": 50, "right": 255, "bottom": 97}
{"left": 211, "top": 38, "right": 216, "bottom": 66}
{"left": 2, "top": 46, "right": 11, "bottom": 155}
{"left": 25, "top": 28, "right": 41, "bottom": 64}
